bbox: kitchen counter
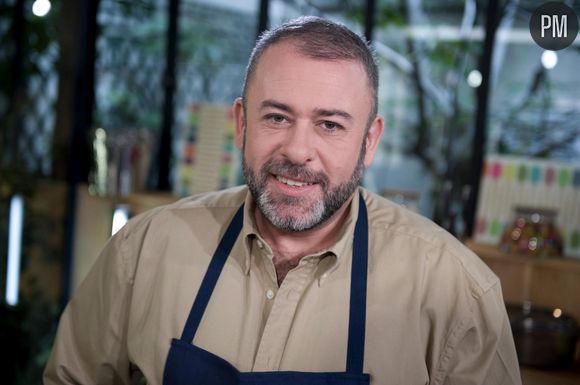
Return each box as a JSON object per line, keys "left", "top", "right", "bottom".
{"left": 465, "top": 241, "right": 580, "bottom": 384}
{"left": 521, "top": 366, "right": 580, "bottom": 385}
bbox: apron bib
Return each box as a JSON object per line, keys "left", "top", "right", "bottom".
{"left": 163, "top": 193, "right": 370, "bottom": 385}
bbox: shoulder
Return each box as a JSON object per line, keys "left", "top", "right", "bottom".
{"left": 108, "top": 186, "right": 248, "bottom": 280}
{"left": 360, "top": 187, "right": 499, "bottom": 298}
{"left": 114, "top": 186, "right": 247, "bottom": 258}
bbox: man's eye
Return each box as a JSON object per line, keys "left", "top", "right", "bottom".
{"left": 321, "top": 121, "right": 341, "bottom": 131}
{"left": 267, "top": 114, "right": 287, "bottom": 124}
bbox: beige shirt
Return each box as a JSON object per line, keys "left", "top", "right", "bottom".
{"left": 44, "top": 186, "right": 521, "bottom": 385}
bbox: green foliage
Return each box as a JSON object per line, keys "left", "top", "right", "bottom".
{"left": 346, "top": 0, "right": 406, "bottom": 27}
{"left": 93, "top": 4, "right": 165, "bottom": 131}
{"left": 0, "top": 1, "right": 60, "bottom": 185}
{"left": 0, "top": 2, "right": 58, "bottom": 107}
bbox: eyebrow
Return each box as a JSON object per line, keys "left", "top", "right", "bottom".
{"left": 260, "top": 100, "right": 294, "bottom": 114}
{"left": 260, "top": 99, "right": 353, "bottom": 121}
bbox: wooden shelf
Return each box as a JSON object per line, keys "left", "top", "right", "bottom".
{"left": 466, "top": 241, "right": 580, "bottom": 272}
{"left": 465, "top": 240, "right": 580, "bottom": 322}
{"left": 91, "top": 189, "right": 178, "bottom": 215}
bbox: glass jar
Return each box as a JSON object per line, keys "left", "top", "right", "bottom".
{"left": 499, "top": 207, "right": 564, "bottom": 257}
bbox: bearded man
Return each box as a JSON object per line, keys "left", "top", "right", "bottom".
{"left": 45, "top": 16, "right": 521, "bottom": 385}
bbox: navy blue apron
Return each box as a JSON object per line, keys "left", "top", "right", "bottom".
{"left": 163, "top": 194, "right": 370, "bottom": 384}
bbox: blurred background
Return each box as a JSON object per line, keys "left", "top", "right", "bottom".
{"left": 1, "top": 0, "right": 579, "bottom": 383}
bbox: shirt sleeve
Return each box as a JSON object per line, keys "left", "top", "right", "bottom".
{"left": 432, "top": 282, "right": 522, "bottom": 385}
{"left": 43, "top": 225, "right": 135, "bottom": 385}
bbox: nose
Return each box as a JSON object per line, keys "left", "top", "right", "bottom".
{"left": 280, "top": 120, "right": 315, "bottom": 164}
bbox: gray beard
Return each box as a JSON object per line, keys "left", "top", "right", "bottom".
{"left": 243, "top": 147, "right": 366, "bottom": 232}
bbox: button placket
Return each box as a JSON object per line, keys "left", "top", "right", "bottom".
{"left": 252, "top": 259, "right": 319, "bottom": 371}
{"left": 254, "top": 238, "right": 278, "bottom": 286}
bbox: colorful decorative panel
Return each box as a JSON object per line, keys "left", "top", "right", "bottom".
{"left": 174, "top": 104, "right": 240, "bottom": 196}
{"left": 474, "top": 155, "right": 580, "bottom": 258}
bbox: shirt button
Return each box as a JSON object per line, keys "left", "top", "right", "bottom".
{"left": 256, "top": 239, "right": 264, "bottom": 249}
{"left": 266, "top": 289, "right": 275, "bottom": 300}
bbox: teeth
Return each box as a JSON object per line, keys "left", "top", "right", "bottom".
{"left": 276, "top": 175, "right": 312, "bottom": 187}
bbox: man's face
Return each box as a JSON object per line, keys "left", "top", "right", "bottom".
{"left": 234, "top": 41, "right": 383, "bottom": 232}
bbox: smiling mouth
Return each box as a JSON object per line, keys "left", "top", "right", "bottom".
{"left": 275, "top": 175, "right": 315, "bottom": 187}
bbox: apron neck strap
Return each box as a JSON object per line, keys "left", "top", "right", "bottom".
{"left": 180, "top": 204, "right": 245, "bottom": 342}
{"left": 346, "top": 192, "right": 368, "bottom": 374}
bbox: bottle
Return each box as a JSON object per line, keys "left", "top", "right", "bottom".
{"left": 499, "top": 206, "right": 564, "bottom": 257}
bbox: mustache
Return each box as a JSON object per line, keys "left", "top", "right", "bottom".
{"left": 262, "top": 159, "right": 329, "bottom": 188}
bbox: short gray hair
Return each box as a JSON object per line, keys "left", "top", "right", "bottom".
{"left": 242, "top": 16, "right": 379, "bottom": 121}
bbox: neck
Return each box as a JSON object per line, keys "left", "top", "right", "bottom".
{"left": 254, "top": 194, "right": 355, "bottom": 270}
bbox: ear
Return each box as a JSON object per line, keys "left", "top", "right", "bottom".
{"left": 233, "top": 97, "right": 245, "bottom": 150}
{"left": 363, "top": 115, "right": 384, "bottom": 168}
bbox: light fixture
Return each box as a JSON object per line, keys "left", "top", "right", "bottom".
{"left": 541, "top": 50, "right": 558, "bottom": 70}
{"left": 6, "top": 194, "right": 24, "bottom": 306}
{"left": 112, "top": 205, "right": 130, "bottom": 236}
{"left": 32, "top": 0, "right": 51, "bottom": 17}
{"left": 467, "top": 69, "right": 482, "bottom": 88}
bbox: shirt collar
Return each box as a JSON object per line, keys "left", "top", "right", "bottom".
{"left": 240, "top": 191, "right": 263, "bottom": 275}
{"left": 316, "top": 190, "right": 359, "bottom": 286}
{"left": 239, "top": 188, "right": 361, "bottom": 286}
